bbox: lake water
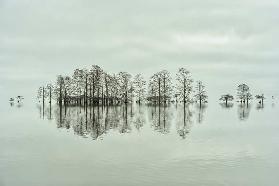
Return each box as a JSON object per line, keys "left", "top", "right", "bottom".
{"left": 1, "top": 100, "right": 279, "bottom": 186}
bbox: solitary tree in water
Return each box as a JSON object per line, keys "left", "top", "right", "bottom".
{"left": 194, "top": 81, "right": 208, "bottom": 108}
{"left": 176, "top": 68, "right": 193, "bottom": 105}
{"left": 237, "top": 84, "right": 252, "bottom": 106}
{"left": 255, "top": 94, "right": 265, "bottom": 106}
{"left": 219, "top": 94, "right": 234, "bottom": 107}
{"left": 133, "top": 74, "right": 146, "bottom": 104}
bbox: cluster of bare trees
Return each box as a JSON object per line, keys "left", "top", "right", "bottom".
{"left": 220, "top": 83, "right": 266, "bottom": 107}
{"left": 37, "top": 66, "right": 208, "bottom": 108}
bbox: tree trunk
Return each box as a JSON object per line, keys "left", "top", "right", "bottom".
{"left": 49, "top": 86, "right": 52, "bottom": 106}
{"left": 225, "top": 98, "right": 228, "bottom": 107}
{"left": 105, "top": 78, "right": 109, "bottom": 106}
{"left": 101, "top": 86, "right": 104, "bottom": 106}
{"left": 43, "top": 87, "right": 45, "bottom": 109}
{"left": 89, "top": 84, "right": 92, "bottom": 106}
{"left": 158, "top": 78, "right": 161, "bottom": 105}
{"left": 125, "top": 90, "right": 128, "bottom": 104}
{"left": 64, "top": 89, "right": 67, "bottom": 106}
{"left": 163, "top": 77, "right": 166, "bottom": 104}
{"left": 183, "top": 79, "right": 186, "bottom": 104}
{"left": 85, "top": 75, "right": 88, "bottom": 107}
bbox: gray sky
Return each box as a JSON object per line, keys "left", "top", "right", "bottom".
{"left": 1, "top": 0, "right": 279, "bottom": 101}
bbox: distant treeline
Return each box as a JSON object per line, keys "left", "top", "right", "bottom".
{"left": 37, "top": 65, "right": 266, "bottom": 107}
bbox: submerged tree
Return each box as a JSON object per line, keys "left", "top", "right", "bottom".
{"left": 237, "top": 84, "right": 252, "bottom": 106}
{"left": 90, "top": 65, "right": 104, "bottom": 104}
{"left": 148, "top": 73, "right": 160, "bottom": 104}
{"left": 194, "top": 81, "right": 208, "bottom": 107}
{"left": 176, "top": 68, "right": 193, "bottom": 105}
{"left": 46, "top": 84, "right": 54, "bottom": 105}
{"left": 255, "top": 94, "right": 265, "bottom": 106}
{"left": 54, "top": 75, "right": 65, "bottom": 107}
{"left": 133, "top": 74, "right": 146, "bottom": 104}
{"left": 159, "top": 70, "right": 173, "bottom": 104}
{"left": 148, "top": 70, "right": 172, "bottom": 104}
{"left": 219, "top": 94, "right": 234, "bottom": 107}
{"left": 117, "top": 72, "right": 133, "bottom": 104}
{"left": 37, "top": 87, "right": 43, "bottom": 103}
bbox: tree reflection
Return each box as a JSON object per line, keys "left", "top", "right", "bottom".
{"left": 237, "top": 104, "right": 251, "bottom": 121}
{"left": 219, "top": 102, "right": 234, "bottom": 109}
{"left": 149, "top": 105, "right": 172, "bottom": 134}
{"left": 52, "top": 105, "right": 136, "bottom": 140}
{"left": 132, "top": 105, "right": 146, "bottom": 131}
{"left": 256, "top": 102, "right": 264, "bottom": 110}
{"left": 196, "top": 104, "right": 207, "bottom": 124}
{"left": 40, "top": 104, "right": 207, "bottom": 140}
{"left": 176, "top": 105, "right": 193, "bottom": 139}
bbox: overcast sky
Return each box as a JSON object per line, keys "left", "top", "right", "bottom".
{"left": 1, "top": 0, "right": 279, "bottom": 101}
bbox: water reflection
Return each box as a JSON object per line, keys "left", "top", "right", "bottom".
{"left": 256, "top": 103, "right": 264, "bottom": 110}
{"left": 10, "top": 101, "right": 23, "bottom": 108}
{"left": 36, "top": 101, "right": 275, "bottom": 139}
{"left": 237, "top": 104, "right": 251, "bottom": 121}
{"left": 36, "top": 104, "right": 208, "bottom": 139}
{"left": 176, "top": 105, "right": 193, "bottom": 139}
{"left": 132, "top": 105, "right": 145, "bottom": 131}
{"left": 196, "top": 104, "right": 207, "bottom": 124}
{"left": 39, "top": 104, "right": 194, "bottom": 139}
{"left": 149, "top": 105, "right": 172, "bottom": 134}
{"left": 219, "top": 102, "right": 234, "bottom": 109}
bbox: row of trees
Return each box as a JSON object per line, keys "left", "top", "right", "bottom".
{"left": 37, "top": 65, "right": 208, "bottom": 107}
{"left": 220, "top": 83, "right": 265, "bottom": 107}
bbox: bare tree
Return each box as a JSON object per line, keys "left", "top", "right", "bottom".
{"left": 55, "top": 75, "right": 64, "bottom": 107}
{"left": 117, "top": 72, "right": 133, "bottom": 104}
{"left": 237, "top": 84, "right": 252, "bottom": 106}
{"left": 255, "top": 94, "right": 265, "bottom": 106}
{"left": 159, "top": 70, "right": 173, "bottom": 104}
{"left": 90, "top": 65, "right": 103, "bottom": 105}
{"left": 176, "top": 68, "right": 193, "bottom": 105}
{"left": 148, "top": 70, "right": 172, "bottom": 104}
{"left": 194, "top": 81, "right": 208, "bottom": 108}
{"left": 46, "top": 84, "right": 54, "bottom": 105}
{"left": 110, "top": 74, "right": 121, "bottom": 105}
{"left": 148, "top": 73, "right": 160, "bottom": 104}
{"left": 72, "top": 69, "right": 86, "bottom": 106}
{"left": 133, "top": 74, "right": 146, "bottom": 104}
{"left": 103, "top": 72, "right": 112, "bottom": 105}
{"left": 219, "top": 94, "right": 234, "bottom": 107}
{"left": 63, "top": 76, "right": 73, "bottom": 106}
{"left": 37, "top": 87, "right": 43, "bottom": 103}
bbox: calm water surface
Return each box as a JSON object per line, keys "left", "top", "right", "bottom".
{"left": 1, "top": 101, "right": 279, "bottom": 186}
